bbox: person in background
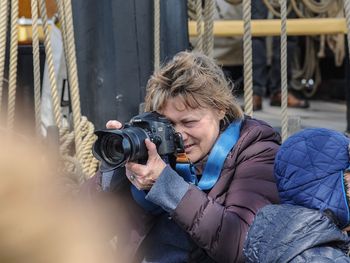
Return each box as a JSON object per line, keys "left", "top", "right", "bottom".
{"left": 251, "top": 0, "right": 309, "bottom": 111}
{"left": 213, "top": 0, "right": 244, "bottom": 91}
{"left": 84, "top": 51, "right": 281, "bottom": 262}
{"left": 244, "top": 128, "right": 350, "bottom": 262}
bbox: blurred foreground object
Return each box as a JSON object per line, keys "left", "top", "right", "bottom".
{"left": 0, "top": 133, "right": 116, "bottom": 263}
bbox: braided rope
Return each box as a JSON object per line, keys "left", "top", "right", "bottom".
{"left": 290, "top": 0, "right": 306, "bottom": 18}
{"left": 344, "top": 0, "right": 350, "bottom": 64}
{"left": 39, "top": 0, "right": 62, "bottom": 129}
{"left": 55, "top": 0, "right": 68, "bottom": 61}
{"left": 6, "top": 0, "right": 19, "bottom": 130}
{"left": 262, "top": 0, "right": 293, "bottom": 18}
{"left": 187, "top": 0, "right": 196, "bottom": 20}
{"left": 203, "top": 0, "right": 215, "bottom": 57}
{"left": 195, "top": 0, "right": 203, "bottom": 52}
{"left": 61, "top": 0, "right": 83, "bottom": 162}
{"left": 55, "top": 0, "right": 81, "bottom": 171}
{"left": 154, "top": 0, "right": 160, "bottom": 71}
{"left": 0, "top": 0, "right": 9, "bottom": 115}
{"left": 60, "top": 133, "right": 74, "bottom": 156}
{"left": 280, "top": 0, "right": 288, "bottom": 141}
{"left": 302, "top": 0, "right": 333, "bottom": 14}
{"left": 55, "top": 0, "right": 99, "bottom": 178}
{"left": 242, "top": 0, "right": 253, "bottom": 116}
{"left": 224, "top": 0, "right": 242, "bottom": 4}
{"left": 80, "top": 116, "right": 98, "bottom": 178}
{"left": 31, "top": 0, "right": 42, "bottom": 137}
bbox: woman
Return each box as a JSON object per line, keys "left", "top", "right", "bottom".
{"left": 84, "top": 51, "right": 280, "bottom": 262}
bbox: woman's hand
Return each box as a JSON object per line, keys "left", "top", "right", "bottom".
{"left": 126, "top": 139, "right": 166, "bottom": 190}
{"left": 106, "top": 120, "right": 123, "bottom": 129}
{"left": 105, "top": 120, "right": 166, "bottom": 190}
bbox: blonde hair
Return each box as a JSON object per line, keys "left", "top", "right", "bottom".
{"left": 144, "top": 51, "right": 244, "bottom": 121}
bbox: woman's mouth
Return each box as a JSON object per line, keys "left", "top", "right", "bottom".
{"left": 184, "top": 144, "right": 195, "bottom": 151}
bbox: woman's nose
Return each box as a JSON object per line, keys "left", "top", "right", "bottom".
{"left": 180, "top": 131, "right": 188, "bottom": 141}
{"left": 175, "top": 126, "right": 188, "bottom": 141}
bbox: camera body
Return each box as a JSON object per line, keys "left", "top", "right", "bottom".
{"left": 93, "top": 112, "right": 184, "bottom": 169}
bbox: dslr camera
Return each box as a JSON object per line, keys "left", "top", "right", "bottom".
{"left": 92, "top": 111, "right": 184, "bottom": 169}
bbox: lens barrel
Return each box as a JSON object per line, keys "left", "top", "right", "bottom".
{"left": 93, "top": 127, "right": 149, "bottom": 168}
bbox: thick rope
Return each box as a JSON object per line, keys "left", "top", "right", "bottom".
{"left": 40, "top": 0, "right": 83, "bottom": 182}
{"left": 31, "top": 0, "right": 42, "bottom": 138}
{"left": 195, "top": 0, "right": 204, "bottom": 52}
{"left": 60, "top": 0, "right": 83, "bottom": 163}
{"left": 290, "top": 0, "right": 306, "bottom": 18}
{"left": 262, "top": 0, "right": 293, "bottom": 18}
{"left": 37, "top": 0, "right": 86, "bottom": 182}
{"left": 302, "top": 0, "right": 333, "bottom": 14}
{"left": 55, "top": 0, "right": 68, "bottom": 63}
{"left": 322, "top": 1, "right": 344, "bottom": 66}
{"left": 280, "top": 0, "right": 288, "bottom": 141}
{"left": 187, "top": 0, "right": 196, "bottom": 20}
{"left": 344, "top": 0, "right": 350, "bottom": 69}
{"left": 224, "top": 0, "right": 242, "bottom": 4}
{"left": 203, "top": 0, "right": 215, "bottom": 57}
{"left": 59, "top": 117, "right": 98, "bottom": 178}
{"left": 242, "top": 0, "right": 253, "bottom": 116}
{"left": 80, "top": 116, "right": 99, "bottom": 178}
{"left": 154, "top": 0, "right": 160, "bottom": 71}
{"left": 39, "top": 0, "right": 62, "bottom": 129}
{"left": 55, "top": 0, "right": 98, "bottom": 178}
{"left": 0, "top": 0, "right": 9, "bottom": 115}
{"left": 7, "top": 0, "right": 19, "bottom": 130}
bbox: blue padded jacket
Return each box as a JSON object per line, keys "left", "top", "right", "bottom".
{"left": 244, "top": 204, "right": 350, "bottom": 263}
{"left": 274, "top": 128, "right": 350, "bottom": 227}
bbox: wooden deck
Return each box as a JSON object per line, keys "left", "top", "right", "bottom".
{"left": 238, "top": 97, "right": 347, "bottom": 135}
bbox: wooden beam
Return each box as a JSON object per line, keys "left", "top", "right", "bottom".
{"left": 188, "top": 18, "right": 347, "bottom": 37}
{"left": 19, "top": 0, "right": 57, "bottom": 18}
{"left": 16, "top": 17, "right": 349, "bottom": 44}
{"left": 18, "top": 24, "right": 47, "bottom": 45}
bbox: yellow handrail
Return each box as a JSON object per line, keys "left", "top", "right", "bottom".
{"left": 17, "top": 18, "right": 347, "bottom": 44}
{"left": 188, "top": 18, "right": 347, "bottom": 37}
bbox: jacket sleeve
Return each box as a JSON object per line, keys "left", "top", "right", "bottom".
{"left": 171, "top": 130, "right": 280, "bottom": 262}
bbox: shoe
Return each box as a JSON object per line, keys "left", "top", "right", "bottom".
{"left": 253, "top": 95, "right": 262, "bottom": 111}
{"left": 270, "top": 92, "right": 310, "bottom": 108}
{"left": 241, "top": 95, "right": 263, "bottom": 111}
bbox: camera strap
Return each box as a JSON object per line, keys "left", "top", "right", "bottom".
{"left": 176, "top": 120, "right": 242, "bottom": 190}
{"left": 176, "top": 153, "right": 198, "bottom": 184}
{"left": 129, "top": 119, "right": 242, "bottom": 214}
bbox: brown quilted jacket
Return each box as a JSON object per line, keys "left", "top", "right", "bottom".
{"left": 173, "top": 117, "right": 281, "bottom": 262}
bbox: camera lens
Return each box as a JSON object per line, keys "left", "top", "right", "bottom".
{"left": 100, "top": 134, "right": 126, "bottom": 166}
{"left": 93, "top": 127, "right": 149, "bottom": 169}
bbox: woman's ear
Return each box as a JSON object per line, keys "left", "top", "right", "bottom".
{"left": 218, "top": 110, "right": 226, "bottom": 120}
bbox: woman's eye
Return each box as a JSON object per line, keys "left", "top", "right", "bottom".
{"left": 184, "top": 120, "right": 196, "bottom": 126}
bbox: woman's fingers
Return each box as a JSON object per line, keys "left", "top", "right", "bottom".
{"left": 144, "top": 139, "right": 158, "bottom": 160}
{"left": 106, "top": 120, "right": 123, "bottom": 129}
{"left": 125, "top": 139, "right": 166, "bottom": 190}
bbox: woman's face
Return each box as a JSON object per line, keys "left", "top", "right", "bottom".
{"left": 160, "top": 97, "right": 225, "bottom": 163}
